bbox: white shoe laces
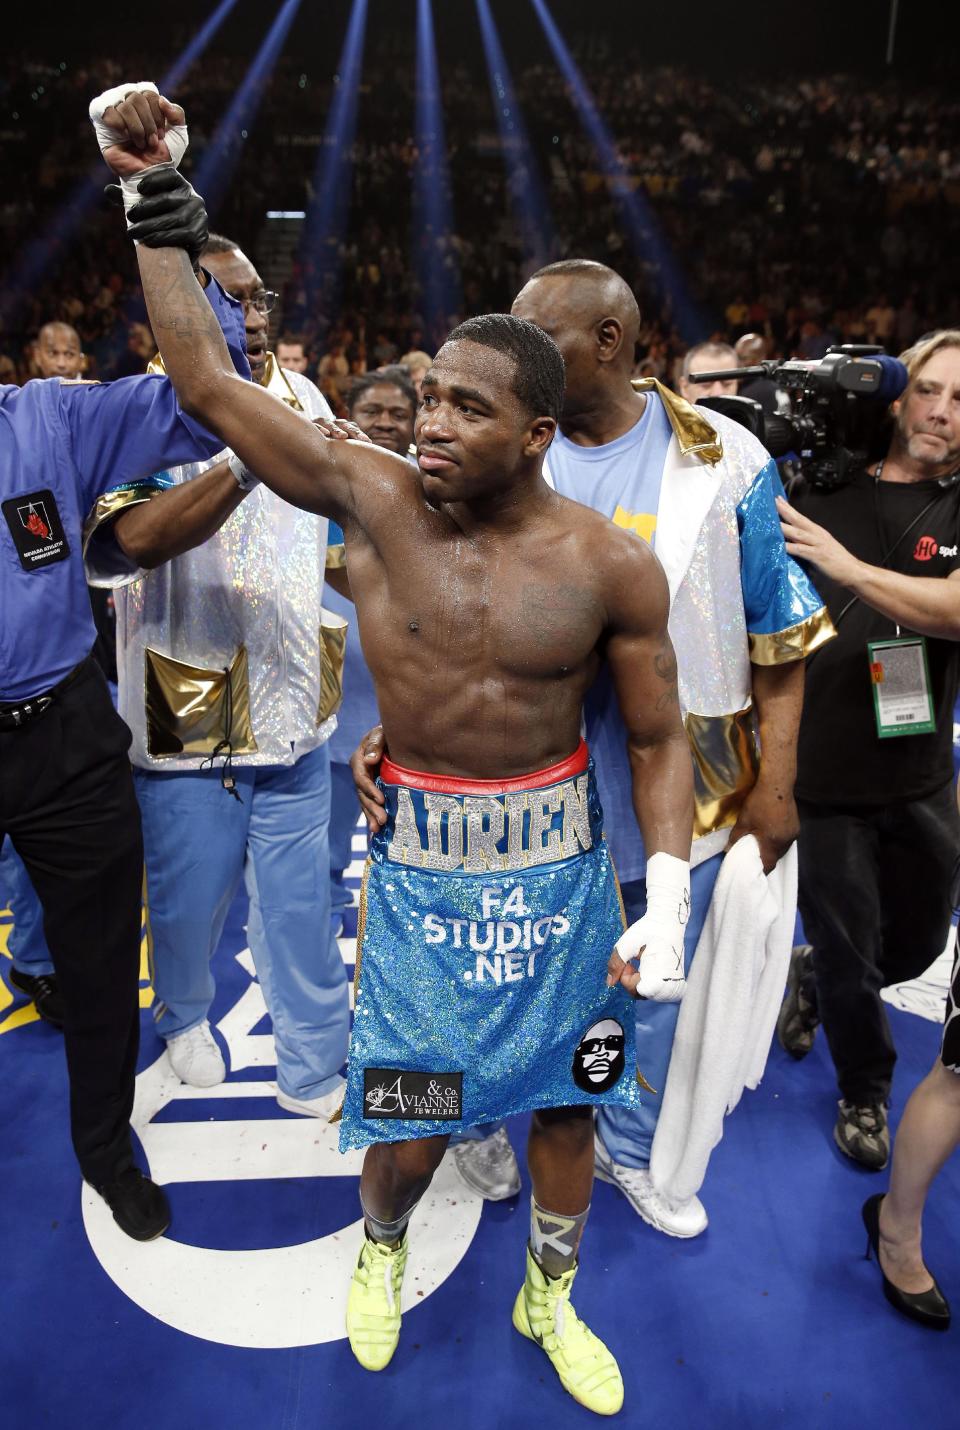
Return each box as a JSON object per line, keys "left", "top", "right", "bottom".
{"left": 617, "top": 1166, "right": 677, "bottom": 1215}
{"left": 177, "top": 1023, "right": 216, "bottom": 1058}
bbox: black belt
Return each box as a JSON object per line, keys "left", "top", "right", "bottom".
{"left": 0, "top": 660, "right": 88, "bottom": 732}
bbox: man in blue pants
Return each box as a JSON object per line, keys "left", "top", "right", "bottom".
{"left": 77, "top": 83, "right": 350, "bottom": 1113}
{"left": 523, "top": 262, "right": 830, "bottom": 1236}
{"left": 86, "top": 229, "right": 351, "bottom": 1113}
{"left": 0, "top": 841, "right": 62, "bottom": 1026}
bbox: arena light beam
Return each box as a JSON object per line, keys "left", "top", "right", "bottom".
{"left": 301, "top": 0, "right": 369, "bottom": 302}
{"left": 1, "top": 0, "right": 241, "bottom": 304}
{"left": 193, "top": 0, "right": 303, "bottom": 220}
{"left": 475, "top": 0, "right": 554, "bottom": 267}
{"left": 414, "top": 0, "right": 462, "bottom": 343}
{"left": 529, "top": 0, "right": 700, "bottom": 340}
{"left": 161, "top": 0, "right": 244, "bottom": 92}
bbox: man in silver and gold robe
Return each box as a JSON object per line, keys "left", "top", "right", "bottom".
{"left": 84, "top": 234, "right": 349, "bottom": 1115}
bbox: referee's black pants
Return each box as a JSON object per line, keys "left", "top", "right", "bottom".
{"left": 0, "top": 658, "right": 143, "bottom": 1185}
{"left": 796, "top": 780, "right": 959, "bottom": 1106}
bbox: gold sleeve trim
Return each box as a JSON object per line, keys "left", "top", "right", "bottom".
{"left": 748, "top": 607, "right": 837, "bottom": 666}
{"left": 685, "top": 706, "right": 760, "bottom": 839}
{"left": 632, "top": 378, "right": 723, "bottom": 466}
{"left": 318, "top": 609, "right": 348, "bottom": 723}
{"left": 82, "top": 487, "right": 159, "bottom": 587}
{"left": 325, "top": 543, "right": 347, "bottom": 570}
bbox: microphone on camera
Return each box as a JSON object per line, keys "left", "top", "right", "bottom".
{"left": 873, "top": 354, "right": 910, "bottom": 405}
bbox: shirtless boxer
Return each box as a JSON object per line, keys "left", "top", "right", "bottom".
{"left": 93, "top": 86, "right": 695, "bottom": 1416}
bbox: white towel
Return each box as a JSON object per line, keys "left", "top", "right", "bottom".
{"left": 649, "top": 834, "right": 797, "bottom": 1205}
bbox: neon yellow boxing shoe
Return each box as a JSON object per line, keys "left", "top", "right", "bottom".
{"left": 512, "top": 1247, "right": 624, "bottom": 1416}
{"left": 346, "top": 1234, "right": 409, "bottom": 1371}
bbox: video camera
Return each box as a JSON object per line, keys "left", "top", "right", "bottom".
{"left": 690, "top": 345, "right": 909, "bottom": 489}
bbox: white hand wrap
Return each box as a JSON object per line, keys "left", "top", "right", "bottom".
{"left": 227, "top": 453, "right": 260, "bottom": 493}
{"left": 615, "top": 851, "right": 690, "bottom": 1003}
{"left": 88, "top": 82, "right": 190, "bottom": 222}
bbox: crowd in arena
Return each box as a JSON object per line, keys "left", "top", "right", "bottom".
{"left": 1, "top": 43, "right": 959, "bottom": 396}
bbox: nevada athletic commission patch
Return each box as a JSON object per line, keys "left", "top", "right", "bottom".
{"left": 2, "top": 489, "right": 70, "bottom": 571}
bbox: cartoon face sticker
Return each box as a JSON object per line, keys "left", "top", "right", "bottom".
{"left": 572, "top": 1018, "right": 626, "bottom": 1094}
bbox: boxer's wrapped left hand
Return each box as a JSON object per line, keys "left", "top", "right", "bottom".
{"left": 89, "top": 83, "right": 193, "bottom": 227}
{"left": 606, "top": 851, "right": 690, "bottom": 1002}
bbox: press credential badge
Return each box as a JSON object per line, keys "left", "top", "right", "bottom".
{"left": 868, "top": 636, "right": 936, "bottom": 738}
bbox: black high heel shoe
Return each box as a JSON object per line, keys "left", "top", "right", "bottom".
{"left": 861, "top": 1194, "right": 951, "bottom": 1331}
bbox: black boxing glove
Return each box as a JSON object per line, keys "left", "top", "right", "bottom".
{"left": 111, "top": 167, "right": 209, "bottom": 271}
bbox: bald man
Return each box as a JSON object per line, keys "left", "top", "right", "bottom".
{"left": 677, "top": 341, "right": 739, "bottom": 403}
{"left": 434, "top": 260, "right": 832, "bottom": 1229}
{"left": 33, "top": 322, "right": 84, "bottom": 380}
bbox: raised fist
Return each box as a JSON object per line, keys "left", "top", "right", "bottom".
{"left": 90, "top": 86, "right": 187, "bottom": 177}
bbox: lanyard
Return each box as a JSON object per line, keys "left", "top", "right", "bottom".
{"left": 871, "top": 461, "right": 944, "bottom": 570}
{"left": 829, "top": 462, "right": 949, "bottom": 633}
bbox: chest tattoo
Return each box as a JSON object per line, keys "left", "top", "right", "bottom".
{"left": 519, "top": 582, "right": 601, "bottom": 638}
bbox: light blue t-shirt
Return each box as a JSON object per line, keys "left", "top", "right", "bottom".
{"left": 546, "top": 395, "right": 672, "bottom": 551}
{"left": 547, "top": 395, "right": 673, "bottom": 883}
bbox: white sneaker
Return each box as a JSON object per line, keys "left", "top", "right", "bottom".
{"left": 166, "top": 1020, "right": 226, "bottom": 1088}
{"left": 453, "top": 1127, "right": 522, "bottom": 1200}
{"left": 276, "top": 1078, "right": 345, "bottom": 1120}
{"left": 593, "top": 1131, "right": 708, "bottom": 1238}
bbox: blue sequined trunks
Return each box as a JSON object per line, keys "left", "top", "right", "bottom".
{"left": 339, "top": 741, "right": 643, "bottom": 1150}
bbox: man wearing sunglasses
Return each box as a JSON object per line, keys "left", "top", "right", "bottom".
{"left": 83, "top": 227, "right": 351, "bottom": 1120}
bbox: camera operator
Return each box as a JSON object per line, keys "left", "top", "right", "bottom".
{"left": 776, "top": 330, "right": 960, "bottom": 1171}
{"left": 676, "top": 341, "right": 738, "bottom": 402}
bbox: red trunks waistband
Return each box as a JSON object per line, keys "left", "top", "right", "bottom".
{"left": 380, "top": 739, "right": 589, "bottom": 795}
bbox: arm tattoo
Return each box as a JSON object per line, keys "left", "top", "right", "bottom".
{"left": 653, "top": 638, "right": 680, "bottom": 710}
{"left": 152, "top": 265, "right": 221, "bottom": 340}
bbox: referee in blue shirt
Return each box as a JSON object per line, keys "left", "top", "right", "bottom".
{"left": 0, "top": 184, "right": 247, "bottom": 1238}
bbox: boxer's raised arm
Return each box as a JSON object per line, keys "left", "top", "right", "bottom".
{"left": 91, "top": 85, "right": 394, "bottom": 525}
{"left": 136, "top": 245, "right": 389, "bottom": 524}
